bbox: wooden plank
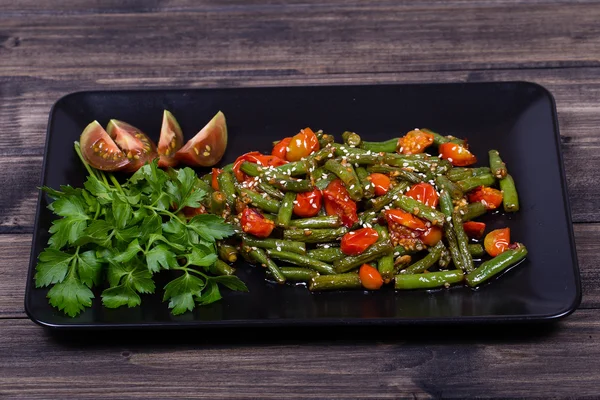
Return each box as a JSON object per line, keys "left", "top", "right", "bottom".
{"left": 1, "top": 309, "right": 600, "bottom": 398}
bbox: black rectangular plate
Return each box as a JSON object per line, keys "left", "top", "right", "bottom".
{"left": 25, "top": 81, "right": 581, "bottom": 329}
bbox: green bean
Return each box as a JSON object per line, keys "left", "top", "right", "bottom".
{"left": 334, "top": 240, "right": 393, "bottom": 273}
{"left": 444, "top": 223, "right": 465, "bottom": 272}
{"left": 499, "top": 174, "right": 520, "bottom": 212}
{"left": 395, "top": 270, "right": 464, "bottom": 290}
{"left": 257, "top": 181, "right": 284, "bottom": 200}
{"left": 307, "top": 247, "right": 345, "bottom": 263}
{"left": 355, "top": 167, "right": 375, "bottom": 199}
{"left": 241, "top": 235, "right": 306, "bottom": 254}
{"left": 283, "top": 227, "right": 348, "bottom": 243}
{"left": 221, "top": 163, "right": 234, "bottom": 173}
{"left": 266, "top": 249, "right": 336, "bottom": 275}
{"left": 309, "top": 273, "right": 362, "bottom": 291}
{"left": 452, "top": 211, "right": 475, "bottom": 273}
{"left": 399, "top": 240, "right": 445, "bottom": 274}
{"left": 273, "top": 160, "right": 309, "bottom": 176}
{"left": 360, "top": 138, "right": 399, "bottom": 153}
{"left": 456, "top": 173, "right": 496, "bottom": 193}
{"left": 436, "top": 175, "right": 463, "bottom": 200}
{"left": 239, "top": 188, "right": 281, "bottom": 214}
{"left": 210, "top": 191, "right": 227, "bottom": 215}
{"left": 313, "top": 168, "right": 336, "bottom": 190}
{"left": 333, "top": 144, "right": 369, "bottom": 157}
{"left": 438, "top": 189, "right": 454, "bottom": 217}
{"left": 468, "top": 243, "right": 485, "bottom": 257}
{"left": 378, "top": 253, "right": 395, "bottom": 283}
{"left": 240, "top": 161, "right": 262, "bottom": 177}
{"left": 208, "top": 259, "right": 236, "bottom": 276}
{"left": 373, "top": 224, "right": 389, "bottom": 241}
{"left": 393, "top": 195, "right": 446, "bottom": 226}
{"left": 266, "top": 173, "right": 313, "bottom": 192}
{"left": 307, "top": 146, "right": 336, "bottom": 164}
{"left": 383, "top": 154, "right": 436, "bottom": 178}
{"left": 438, "top": 244, "right": 452, "bottom": 268}
{"left": 421, "top": 128, "right": 465, "bottom": 146}
{"left": 318, "top": 133, "right": 335, "bottom": 148}
{"left": 276, "top": 192, "right": 296, "bottom": 227}
{"left": 279, "top": 266, "right": 318, "bottom": 282}
{"left": 200, "top": 172, "right": 213, "bottom": 187}
{"left": 356, "top": 209, "right": 378, "bottom": 227}
{"left": 246, "top": 247, "right": 286, "bottom": 284}
{"left": 367, "top": 165, "right": 423, "bottom": 184}
{"left": 459, "top": 201, "right": 487, "bottom": 221}
{"left": 465, "top": 244, "right": 528, "bottom": 287}
{"left": 342, "top": 131, "right": 362, "bottom": 147}
{"left": 343, "top": 152, "right": 385, "bottom": 165}
{"left": 217, "top": 242, "right": 238, "bottom": 263}
{"left": 488, "top": 149, "right": 508, "bottom": 179}
{"left": 290, "top": 215, "right": 342, "bottom": 229}
{"left": 447, "top": 167, "right": 492, "bottom": 182}
{"left": 324, "top": 159, "right": 363, "bottom": 201}
{"left": 216, "top": 170, "right": 237, "bottom": 207}
{"left": 368, "top": 181, "right": 410, "bottom": 212}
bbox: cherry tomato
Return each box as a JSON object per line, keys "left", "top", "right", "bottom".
{"left": 240, "top": 207, "right": 275, "bottom": 238}
{"left": 79, "top": 120, "right": 131, "bottom": 171}
{"left": 420, "top": 226, "right": 443, "bottom": 246}
{"left": 463, "top": 221, "right": 486, "bottom": 239}
{"left": 323, "top": 179, "right": 358, "bottom": 228}
{"left": 157, "top": 110, "right": 184, "bottom": 168}
{"left": 286, "top": 127, "right": 320, "bottom": 161}
{"left": 293, "top": 189, "right": 322, "bottom": 218}
{"left": 359, "top": 264, "right": 384, "bottom": 290}
{"left": 367, "top": 173, "right": 391, "bottom": 196}
{"left": 438, "top": 143, "right": 477, "bottom": 166}
{"left": 106, "top": 119, "right": 158, "bottom": 172}
{"left": 211, "top": 168, "right": 222, "bottom": 191}
{"left": 397, "top": 129, "right": 434, "bottom": 155}
{"left": 174, "top": 111, "right": 228, "bottom": 167}
{"left": 272, "top": 137, "right": 292, "bottom": 160}
{"left": 405, "top": 182, "right": 439, "bottom": 208}
{"left": 384, "top": 209, "right": 428, "bottom": 231}
{"left": 232, "top": 151, "right": 287, "bottom": 182}
{"left": 340, "top": 228, "right": 379, "bottom": 256}
{"left": 182, "top": 204, "right": 206, "bottom": 219}
{"left": 484, "top": 228, "right": 510, "bottom": 257}
{"left": 468, "top": 186, "right": 503, "bottom": 210}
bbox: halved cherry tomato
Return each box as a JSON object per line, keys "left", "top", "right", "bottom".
{"left": 182, "top": 205, "right": 206, "bottom": 219}
{"left": 463, "top": 221, "right": 486, "bottom": 239}
{"left": 79, "top": 120, "right": 131, "bottom": 171}
{"left": 484, "top": 228, "right": 510, "bottom": 257}
{"left": 322, "top": 179, "right": 358, "bottom": 228}
{"left": 272, "top": 137, "right": 292, "bottom": 160}
{"left": 468, "top": 186, "right": 503, "bottom": 210}
{"left": 240, "top": 207, "right": 275, "bottom": 238}
{"left": 106, "top": 119, "right": 158, "bottom": 172}
{"left": 359, "top": 264, "right": 384, "bottom": 290}
{"left": 211, "top": 168, "right": 222, "bottom": 191}
{"left": 232, "top": 151, "right": 287, "bottom": 182}
{"left": 286, "top": 127, "right": 320, "bottom": 161}
{"left": 174, "top": 111, "right": 228, "bottom": 167}
{"left": 157, "top": 110, "right": 184, "bottom": 168}
{"left": 293, "top": 189, "right": 322, "bottom": 218}
{"left": 420, "top": 226, "right": 443, "bottom": 246}
{"left": 397, "top": 129, "right": 434, "bottom": 155}
{"left": 367, "top": 173, "right": 391, "bottom": 196}
{"left": 438, "top": 142, "right": 477, "bottom": 166}
{"left": 405, "top": 182, "right": 439, "bottom": 208}
{"left": 340, "top": 228, "right": 379, "bottom": 256}
{"left": 384, "top": 209, "right": 428, "bottom": 231}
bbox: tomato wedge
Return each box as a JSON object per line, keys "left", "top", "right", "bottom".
{"left": 174, "top": 111, "right": 228, "bottom": 167}
{"left": 484, "top": 228, "right": 510, "bottom": 257}
{"left": 286, "top": 127, "right": 320, "bottom": 161}
{"left": 359, "top": 264, "right": 384, "bottom": 290}
{"left": 240, "top": 207, "right": 275, "bottom": 238}
{"left": 420, "top": 226, "right": 443, "bottom": 246}
{"left": 397, "top": 129, "right": 434, "bottom": 155}
{"left": 367, "top": 173, "right": 391, "bottom": 196}
{"left": 293, "top": 189, "right": 322, "bottom": 218}
{"left": 157, "top": 110, "right": 184, "bottom": 168}
{"left": 340, "top": 228, "right": 379, "bottom": 256}
{"left": 232, "top": 151, "right": 287, "bottom": 182}
{"left": 106, "top": 119, "right": 158, "bottom": 172}
{"left": 79, "top": 120, "right": 131, "bottom": 171}
{"left": 272, "top": 137, "right": 292, "bottom": 160}
{"left": 323, "top": 179, "right": 358, "bottom": 228}
{"left": 384, "top": 209, "right": 428, "bottom": 231}
{"left": 438, "top": 143, "right": 477, "bottom": 166}
{"left": 463, "top": 221, "right": 486, "bottom": 239}
{"left": 468, "top": 186, "right": 503, "bottom": 210}
{"left": 405, "top": 182, "right": 439, "bottom": 208}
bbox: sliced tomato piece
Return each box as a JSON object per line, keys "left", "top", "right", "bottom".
{"left": 322, "top": 179, "right": 358, "bottom": 228}
{"left": 293, "top": 189, "right": 322, "bottom": 218}
{"left": 397, "top": 129, "right": 434, "bottom": 155}
{"left": 384, "top": 209, "right": 428, "bottom": 231}
{"left": 359, "top": 264, "right": 384, "bottom": 290}
{"left": 438, "top": 143, "right": 477, "bottom": 166}
{"left": 272, "top": 137, "right": 292, "bottom": 160}
{"left": 240, "top": 207, "right": 275, "bottom": 238}
{"left": 484, "top": 228, "right": 510, "bottom": 257}
{"left": 420, "top": 226, "right": 443, "bottom": 246}
{"left": 463, "top": 221, "right": 486, "bottom": 239}
{"left": 79, "top": 120, "right": 131, "bottom": 171}
{"left": 174, "top": 111, "right": 228, "bottom": 167}
{"left": 232, "top": 151, "right": 287, "bottom": 182}
{"left": 106, "top": 119, "right": 158, "bottom": 172}
{"left": 468, "top": 186, "right": 503, "bottom": 210}
{"left": 340, "top": 227, "right": 379, "bottom": 256}
{"left": 367, "top": 173, "right": 391, "bottom": 196}
{"left": 157, "top": 110, "right": 184, "bottom": 168}
{"left": 286, "top": 127, "right": 320, "bottom": 161}
{"left": 211, "top": 168, "right": 222, "bottom": 191}
{"left": 182, "top": 204, "right": 206, "bottom": 219}
{"left": 405, "top": 182, "right": 439, "bottom": 208}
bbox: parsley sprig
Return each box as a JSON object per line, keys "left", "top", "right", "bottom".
{"left": 34, "top": 142, "right": 247, "bottom": 317}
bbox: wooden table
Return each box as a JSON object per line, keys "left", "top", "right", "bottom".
{"left": 2, "top": 1, "right": 599, "bottom": 398}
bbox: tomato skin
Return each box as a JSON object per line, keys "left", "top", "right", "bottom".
{"left": 272, "top": 137, "right": 292, "bottom": 160}
{"left": 79, "top": 120, "right": 131, "bottom": 171}
{"left": 286, "top": 127, "right": 320, "bottom": 161}
{"left": 174, "top": 111, "right": 228, "bottom": 167}
{"left": 232, "top": 151, "right": 287, "bottom": 182}
{"left": 484, "top": 228, "right": 510, "bottom": 257}
{"left": 405, "top": 182, "right": 439, "bottom": 208}
{"left": 384, "top": 209, "right": 428, "bottom": 231}
{"left": 340, "top": 228, "right": 379, "bottom": 256}
{"left": 240, "top": 207, "right": 275, "bottom": 238}
{"left": 359, "top": 264, "right": 384, "bottom": 290}
{"left": 368, "top": 173, "right": 391, "bottom": 196}
{"left": 211, "top": 168, "right": 222, "bottom": 191}
{"left": 322, "top": 179, "right": 358, "bottom": 228}
{"left": 106, "top": 119, "right": 158, "bottom": 172}
{"left": 397, "top": 129, "right": 434, "bottom": 155}
{"left": 157, "top": 110, "right": 184, "bottom": 168}
{"left": 293, "top": 189, "right": 322, "bottom": 218}
{"left": 420, "top": 226, "right": 443, "bottom": 246}
{"left": 468, "top": 186, "right": 503, "bottom": 210}
{"left": 438, "top": 143, "right": 477, "bottom": 166}
{"left": 463, "top": 221, "right": 486, "bottom": 239}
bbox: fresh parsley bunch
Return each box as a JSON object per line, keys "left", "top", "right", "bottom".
{"left": 34, "top": 142, "right": 247, "bottom": 317}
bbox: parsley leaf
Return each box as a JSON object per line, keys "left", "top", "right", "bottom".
{"left": 34, "top": 249, "right": 73, "bottom": 287}
{"left": 163, "top": 273, "right": 204, "bottom": 315}
{"left": 102, "top": 285, "right": 141, "bottom": 308}
{"left": 47, "top": 274, "right": 94, "bottom": 317}
{"left": 188, "top": 214, "right": 235, "bottom": 242}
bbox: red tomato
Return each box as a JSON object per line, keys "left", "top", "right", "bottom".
{"left": 79, "top": 121, "right": 131, "bottom": 171}
{"left": 232, "top": 151, "right": 287, "bottom": 182}
{"left": 106, "top": 119, "right": 158, "bottom": 172}
{"left": 484, "top": 228, "right": 510, "bottom": 257}
{"left": 397, "top": 129, "right": 434, "bottom": 155}
{"left": 405, "top": 182, "right": 439, "bottom": 208}
{"left": 272, "top": 137, "right": 292, "bottom": 160}
{"left": 359, "top": 264, "right": 384, "bottom": 290}
{"left": 367, "top": 173, "right": 391, "bottom": 196}
{"left": 463, "top": 221, "right": 486, "bottom": 239}
{"left": 340, "top": 228, "right": 379, "bottom": 256}
{"left": 182, "top": 205, "right": 206, "bottom": 219}
{"left": 420, "top": 226, "right": 443, "bottom": 246}
{"left": 174, "top": 111, "right": 227, "bottom": 167}
{"left": 438, "top": 143, "right": 477, "bottom": 166}
{"left": 157, "top": 110, "right": 184, "bottom": 168}
{"left": 211, "top": 168, "right": 222, "bottom": 191}
{"left": 293, "top": 189, "right": 322, "bottom": 218}
{"left": 468, "top": 186, "right": 503, "bottom": 210}
{"left": 384, "top": 209, "right": 428, "bottom": 231}
{"left": 322, "top": 179, "right": 358, "bottom": 228}
{"left": 286, "top": 127, "right": 320, "bottom": 161}
{"left": 240, "top": 207, "right": 275, "bottom": 238}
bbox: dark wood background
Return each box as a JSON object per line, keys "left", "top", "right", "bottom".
{"left": 2, "top": 1, "right": 600, "bottom": 398}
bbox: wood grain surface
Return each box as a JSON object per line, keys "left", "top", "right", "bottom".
{"left": 1, "top": 1, "right": 600, "bottom": 398}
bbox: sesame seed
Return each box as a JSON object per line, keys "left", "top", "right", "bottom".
{"left": 277, "top": 246, "right": 282, "bottom": 251}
